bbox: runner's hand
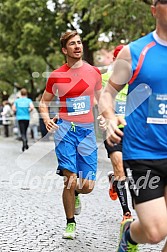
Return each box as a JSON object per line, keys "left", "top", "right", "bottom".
{"left": 97, "top": 115, "right": 107, "bottom": 131}
{"left": 45, "top": 117, "right": 59, "bottom": 133}
{"left": 106, "top": 116, "right": 126, "bottom": 146}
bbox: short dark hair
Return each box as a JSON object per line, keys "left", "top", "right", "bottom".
{"left": 153, "top": 0, "right": 167, "bottom": 5}
{"left": 60, "top": 30, "right": 79, "bottom": 48}
{"left": 20, "top": 88, "right": 28, "bottom": 96}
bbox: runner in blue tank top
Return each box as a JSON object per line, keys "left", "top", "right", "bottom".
{"left": 99, "top": 1, "right": 167, "bottom": 251}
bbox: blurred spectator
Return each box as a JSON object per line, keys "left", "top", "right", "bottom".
{"left": 30, "top": 107, "right": 39, "bottom": 142}
{"left": 1, "top": 100, "right": 13, "bottom": 137}
{"left": 12, "top": 88, "right": 34, "bottom": 151}
{"left": 0, "top": 104, "right": 3, "bottom": 126}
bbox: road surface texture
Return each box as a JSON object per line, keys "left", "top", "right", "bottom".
{"left": 0, "top": 136, "right": 166, "bottom": 252}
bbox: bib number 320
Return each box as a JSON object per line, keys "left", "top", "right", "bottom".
{"left": 66, "top": 96, "right": 90, "bottom": 116}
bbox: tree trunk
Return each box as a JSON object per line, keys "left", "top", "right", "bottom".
{"left": 83, "top": 41, "right": 94, "bottom": 65}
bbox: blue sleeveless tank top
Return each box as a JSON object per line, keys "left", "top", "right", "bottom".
{"left": 123, "top": 32, "right": 167, "bottom": 160}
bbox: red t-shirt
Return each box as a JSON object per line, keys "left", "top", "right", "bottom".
{"left": 46, "top": 62, "right": 102, "bottom": 123}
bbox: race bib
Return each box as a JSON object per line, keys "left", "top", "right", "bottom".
{"left": 115, "top": 101, "right": 126, "bottom": 116}
{"left": 147, "top": 93, "right": 167, "bottom": 124}
{"left": 66, "top": 96, "right": 90, "bottom": 116}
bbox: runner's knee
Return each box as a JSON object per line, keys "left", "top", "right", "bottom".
{"left": 80, "top": 180, "right": 95, "bottom": 193}
{"left": 63, "top": 173, "right": 77, "bottom": 190}
{"left": 144, "top": 225, "right": 167, "bottom": 244}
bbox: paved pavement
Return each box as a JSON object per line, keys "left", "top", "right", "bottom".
{"left": 0, "top": 135, "right": 166, "bottom": 252}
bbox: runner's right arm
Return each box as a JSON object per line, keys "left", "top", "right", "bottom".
{"left": 39, "top": 90, "right": 59, "bottom": 132}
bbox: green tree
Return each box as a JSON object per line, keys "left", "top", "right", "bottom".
{"left": 54, "top": 0, "right": 154, "bottom": 60}
{"left": 0, "top": 0, "right": 154, "bottom": 101}
{"left": 0, "top": 0, "right": 63, "bottom": 100}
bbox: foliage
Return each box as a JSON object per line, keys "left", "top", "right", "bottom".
{"left": 0, "top": 0, "right": 154, "bottom": 101}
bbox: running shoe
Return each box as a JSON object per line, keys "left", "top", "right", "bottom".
{"left": 121, "top": 212, "right": 133, "bottom": 224}
{"left": 62, "top": 222, "right": 76, "bottom": 239}
{"left": 74, "top": 195, "right": 81, "bottom": 215}
{"left": 117, "top": 219, "right": 138, "bottom": 252}
{"left": 108, "top": 171, "right": 118, "bottom": 200}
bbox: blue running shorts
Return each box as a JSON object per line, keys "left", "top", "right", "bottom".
{"left": 54, "top": 119, "right": 97, "bottom": 180}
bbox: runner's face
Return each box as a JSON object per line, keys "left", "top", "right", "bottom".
{"left": 151, "top": 2, "right": 167, "bottom": 28}
{"left": 63, "top": 35, "right": 83, "bottom": 60}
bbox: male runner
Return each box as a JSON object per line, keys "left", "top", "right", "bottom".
{"left": 39, "top": 30, "right": 102, "bottom": 239}
{"left": 102, "top": 45, "right": 132, "bottom": 223}
{"left": 99, "top": 1, "right": 167, "bottom": 251}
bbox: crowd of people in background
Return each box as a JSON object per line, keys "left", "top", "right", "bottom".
{"left": 0, "top": 89, "right": 48, "bottom": 148}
